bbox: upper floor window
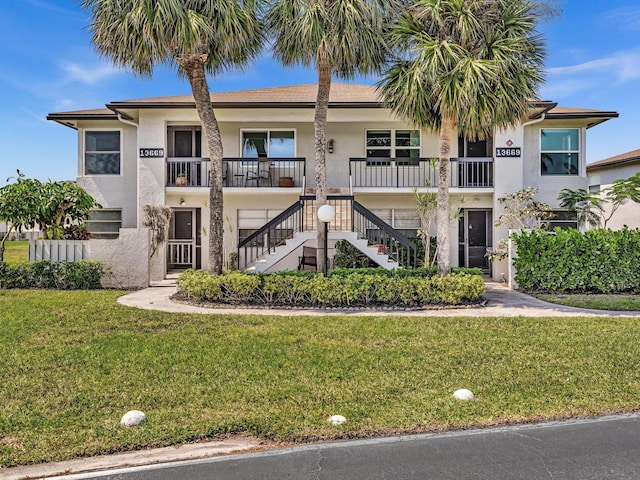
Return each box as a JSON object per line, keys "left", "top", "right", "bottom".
{"left": 85, "top": 130, "right": 121, "bottom": 175}
{"left": 541, "top": 128, "right": 580, "bottom": 176}
{"left": 242, "top": 130, "right": 295, "bottom": 158}
{"left": 366, "top": 130, "right": 420, "bottom": 158}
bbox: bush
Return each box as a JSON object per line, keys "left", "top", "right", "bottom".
{"left": 512, "top": 227, "right": 640, "bottom": 293}
{"left": 0, "top": 260, "right": 107, "bottom": 290}
{"left": 177, "top": 270, "right": 485, "bottom": 307}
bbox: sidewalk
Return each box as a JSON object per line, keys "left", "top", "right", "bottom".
{"left": 117, "top": 281, "right": 640, "bottom": 317}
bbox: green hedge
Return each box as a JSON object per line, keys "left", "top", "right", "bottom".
{"left": 512, "top": 228, "right": 640, "bottom": 293}
{"left": 0, "top": 260, "right": 107, "bottom": 290}
{"left": 176, "top": 269, "right": 485, "bottom": 307}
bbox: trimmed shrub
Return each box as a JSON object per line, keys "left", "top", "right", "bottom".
{"left": 512, "top": 227, "right": 640, "bottom": 293}
{"left": 0, "top": 260, "right": 107, "bottom": 290}
{"left": 177, "top": 270, "right": 485, "bottom": 307}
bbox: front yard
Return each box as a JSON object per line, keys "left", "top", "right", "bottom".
{"left": 2, "top": 240, "right": 27, "bottom": 265}
{"left": 2, "top": 289, "right": 640, "bottom": 468}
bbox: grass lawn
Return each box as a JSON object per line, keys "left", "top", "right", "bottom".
{"left": 536, "top": 293, "right": 640, "bottom": 311}
{"left": 2, "top": 241, "right": 28, "bottom": 265}
{"left": 2, "top": 289, "right": 640, "bottom": 467}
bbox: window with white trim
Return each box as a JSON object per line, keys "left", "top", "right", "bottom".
{"left": 85, "top": 208, "right": 122, "bottom": 238}
{"left": 366, "top": 130, "right": 420, "bottom": 161}
{"left": 242, "top": 130, "right": 295, "bottom": 158}
{"left": 237, "top": 209, "right": 290, "bottom": 248}
{"left": 370, "top": 208, "right": 421, "bottom": 238}
{"left": 540, "top": 128, "right": 580, "bottom": 176}
{"left": 84, "top": 130, "right": 121, "bottom": 175}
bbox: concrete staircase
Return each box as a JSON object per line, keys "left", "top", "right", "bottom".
{"left": 248, "top": 231, "right": 399, "bottom": 273}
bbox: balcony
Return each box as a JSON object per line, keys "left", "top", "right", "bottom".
{"left": 166, "top": 157, "right": 306, "bottom": 188}
{"left": 349, "top": 157, "right": 493, "bottom": 189}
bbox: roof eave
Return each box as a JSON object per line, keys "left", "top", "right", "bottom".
{"left": 587, "top": 156, "right": 640, "bottom": 172}
{"left": 105, "top": 101, "right": 386, "bottom": 109}
{"left": 544, "top": 111, "right": 619, "bottom": 128}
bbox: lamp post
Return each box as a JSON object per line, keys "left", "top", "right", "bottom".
{"left": 317, "top": 204, "right": 336, "bottom": 276}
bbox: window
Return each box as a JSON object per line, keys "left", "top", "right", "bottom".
{"left": 541, "top": 129, "right": 580, "bottom": 175}
{"left": 370, "top": 208, "right": 420, "bottom": 238}
{"left": 242, "top": 130, "right": 295, "bottom": 158}
{"left": 85, "top": 131, "right": 121, "bottom": 175}
{"left": 238, "top": 209, "right": 286, "bottom": 248}
{"left": 85, "top": 209, "right": 122, "bottom": 238}
{"left": 366, "top": 130, "right": 420, "bottom": 162}
{"left": 546, "top": 210, "right": 578, "bottom": 230}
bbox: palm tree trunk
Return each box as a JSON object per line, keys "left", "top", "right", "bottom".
{"left": 315, "top": 60, "right": 331, "bottom": 275}
{"left": 183, "top": 55, "right": 224, "bottom": 275}
{"left": 436, "top": 114, "right": 455, "bottom": 275}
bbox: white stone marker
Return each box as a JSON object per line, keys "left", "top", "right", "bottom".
{"left": 328, "top": 415, "right": 346, "bottom": 425}
{"left": 121, "top": 410, "right": 147, "bottom": 426}
{"left": 453, "top": 389, "right": 474, "bottom": 401}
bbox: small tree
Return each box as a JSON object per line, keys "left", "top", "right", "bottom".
{"left": 0, "top": 172, "right": 101, "bottom": 261}
{"left": 496, "top": 187, "right": 553, "bottom": 230}
{"left": 557, "top": 172, "right": 640, "bottom": 229}
{"left": 38, "top": 181, "right": 102, "bottom": 239}
{"left": 142, "top": 205, "right": 173, "bottom": 258}
{"left": 558, "top": 188, "right": 604, "bottom": 229}
{"left": 414, "top": 187, "right": 437, "bottom": 268}
{"left": 602, "top": 172, "right": 640, "bottom": 228}
{"left": 0, "top": 173, "right": 42, "bottom": 261}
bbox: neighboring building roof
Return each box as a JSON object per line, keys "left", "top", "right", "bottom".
{"left": 587, "top": 148, "right": 640, "bottom": 172}
{"left": 46, "top": 83, "right": 619, "bottom": 127}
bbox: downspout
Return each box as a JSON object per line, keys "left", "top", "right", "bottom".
{"left": 116, "top": 113, "right": 140, "bottom": 227}
{"left": 521, "top": 112, "right": 546, "bottom": 129}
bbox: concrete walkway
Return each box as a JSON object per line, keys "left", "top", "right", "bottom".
{"left": 117, "top": 281, "right": 640, "bottom": 317}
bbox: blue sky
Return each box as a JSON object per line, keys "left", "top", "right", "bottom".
{"left": 1, "top": 0, "right": 640, "bottom": 185}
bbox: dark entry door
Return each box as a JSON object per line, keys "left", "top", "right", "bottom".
{"left": 459, "top": 209, "right": 492, "bottom": 271}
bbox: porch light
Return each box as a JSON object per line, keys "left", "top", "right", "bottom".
{"left": 317, "top": 204, "right": 335, "bottom": 276}
{"left": 179, "top": 198, "right": 186, "bottom": 207}
{"left": 327, "top": 139, "right": 334, "bottom": 154}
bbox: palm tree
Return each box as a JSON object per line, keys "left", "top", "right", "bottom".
{"left": 558, "top": 188, "right": 604, "bottom": 229}
{"left": 82, "top": 0, "right": 264, "bottom": 275}
{"left": 379, "top": 0, "right": 545, "bottom": 275}
{"left": 267, "top": 0, "right": 390, "bottom": 274}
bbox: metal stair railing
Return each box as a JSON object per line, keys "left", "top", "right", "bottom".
{"left": 238, "top": 195, "right": 417, "bottom": 270}
{"left": 237, "top": 199, "right": 307, "bottom": 270}
{"left": 352, "top": 200, "right": 418, "bottom": 268}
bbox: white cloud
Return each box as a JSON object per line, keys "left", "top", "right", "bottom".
{"left": 543, "top": 48, "right": 640, "bottom": 99}
{"left": 548, "top": 49, "right": 640, "bottom": 81}
{"left": 60, "top": 62, "right": 121, "bottom": 85}
{"left": 20, "top": 0, "right": 84, "bottom": 18}
{"left": 604, "top": 6, "right": 640, "bottom": 31}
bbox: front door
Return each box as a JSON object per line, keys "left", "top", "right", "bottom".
{"left": 168, "top": 209, "right": 200, "bottom": 270}
{"left": 458, "top": 209, "right": 492, "bottom": 272}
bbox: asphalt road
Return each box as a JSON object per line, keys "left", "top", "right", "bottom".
{"left": 65, "top": 414, "right": 640, "bottom": 480}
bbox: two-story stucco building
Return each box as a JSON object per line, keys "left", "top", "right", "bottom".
{"left": 47, "top": 83, "right": 618, "bottom": 287}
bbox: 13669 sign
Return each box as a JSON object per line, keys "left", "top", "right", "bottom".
{"left": 139, "top": 148, "right": 164, "bottom": 158}
{"left": 495, "top": 147, "right": 521, "bottom": 157}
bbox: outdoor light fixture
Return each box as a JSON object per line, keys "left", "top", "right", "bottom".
{"left": 179, "top": 198, "right": 186, "bottom": 207}
{"left": 327, "top": 139, "right": 334, "bottom": 154}
{"left": 317, "top": 204, "right": 336, "bottom": 276}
